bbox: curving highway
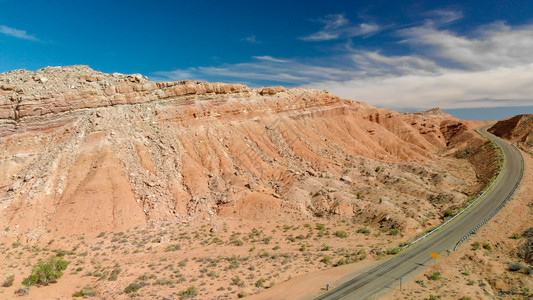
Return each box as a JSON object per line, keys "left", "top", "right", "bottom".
{"left": 314, "top": 126, "right": 524, "bottom": 300}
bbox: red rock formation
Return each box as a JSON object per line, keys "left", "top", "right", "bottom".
{"left": 0, "top": 66, "right": 488, "bottom": 240}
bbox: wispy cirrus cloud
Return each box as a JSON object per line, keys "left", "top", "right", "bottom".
{"left": 251, "top": 56, "right": 290, "bottom": 63}
{"left": 300, "top": 14, "right": 381, "bottom": 41}
{"left": 242, "top": 35, "right": 260, "bottom": 44}
{"left": 152, "top": 55, "right": 360, "bottom": 84}
{"left": 0, "top": 25, "right": 39, "bottom": 41}
{"left": 154, "top": 10, "right": 533, "bottom": 110}
{"left": 399, "top": 22, "right": 533, "bottom": 70}
{"left": 423, "top": 9, "right": 463, "bottom": 26}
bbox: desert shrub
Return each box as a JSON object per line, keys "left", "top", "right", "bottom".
{"left": 443, "top": 209, "right": 456, "bottom": 218}
{"left": 460, "top": 297, "right": 472, "bottom": 300}
{"left": 336, "top": 258, "right": 346, "bottom": 266}
{"left": 509, "top": 234, "right": 521, "bottom": 239}
{"left": 2, "top": 275, "right": 14, "bottom": 287}
{"left": 398, "top": 240, "right": 409, "bottom": 247}
{"left": 165, "top": 244, "right": 181, "bottom": 252}
{"left": 108, "top": 267, "right": 120, "bottom": 281}
{"left": 428, "top": 271, "right": 441, "bottom": 280}
{"left": 524, "top": 286, "right": 530, "bottom": 296}
{"left": 316, "top": 223, "right": 325, "bottom": 230}
{"left": 237, "top": 291, "right": 248, "bottom": 298}
{"left": 389, "top": 229, "right": 400, "bottom": 236}
{"left": 255, "top": 278, "right": 266, "bottom": 288}
{"left": 232, "top": 239, "right": 244, "bottom": 246}
{"left": 471, "top": 241, "right": 481, "bottom": 250}
{"left": 428, "top": 295, "right": 439, "bottom": 300}
{"left": 232, "top": 276, "right": 244, "bottom": 287}
{"left": 137, "top": 274, "right": 149, "bottom": 281}
{"left": 179, "top": 286, "right": 197, "bottom": 299}
{"left": 22, "top": 256, "right": 68, "bottom": 286}
{"left": 386, "top": 247, "right": 399, "bottom": 255}
{"left": 482, "top": 243, "right": 492, "bottom": 250}
{"left": 73, "top": 285, "right": 97, "bottom": 297}
{"left": 14, "top": 288, "right": 29, "bottom": 296}
{"left": 321, "top": 244, "right": 331, "bottom": 251}
{"left": 321, "top": 256, "right": 332, "bottom": 264}
{"left": 124, "top": 282, "right": 141, "bottom": 294}
{"left": 508, "top": 263, "right": 524, "bottom": 272}
{"left": 523, "top": 227, "right": 533, "bottom": 238}
{"left": 335, "top": 231, "right": 347, "bottom": 238}
{"left": 157, "top": 278, "right": 175, "bottom": 285}
{"left": 357, "top": 228, "right": 370, "bottom": 235}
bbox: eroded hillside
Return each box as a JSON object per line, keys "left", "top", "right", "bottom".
{"left": 0, "top": 66, "right": 506, "bottom": 299}
{"left": 0, "top": 66, "right": 497, "bottom": 241}
{"left": 489, "top": 114, "right": 533, "bottom": 154}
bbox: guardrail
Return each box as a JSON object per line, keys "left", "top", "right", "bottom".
{"left": 400, "top": 128, "right": 504, "bottom": 252}
{"left": 453, "top": 144, "right": 524, "bottom": 251}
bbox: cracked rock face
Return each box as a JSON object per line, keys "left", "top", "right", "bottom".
{"left": 0, "top": 65, "right": 488, "bottom": 241}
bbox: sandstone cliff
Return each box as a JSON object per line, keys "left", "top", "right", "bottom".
{"left": 0, "top": 66, "right": 493, "bottom": 241}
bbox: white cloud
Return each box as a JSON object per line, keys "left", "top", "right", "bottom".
{"left": 153, "top": 57, "right": 360, "bottom": 85}
{"left": 308, "top": 64, "right": 533, "bottom": 110}
{"left": 0, "top": 25, "right": 39, "bottom": 41}
{"left": 154, "top": 15, "right": 533, "bottom": 110}
{"left": 399, "top": 23, "right": 533, "bottom": 70}
{"left": 300, "top": 14, "right": 381, "bottom": 41}
{"left": 242, "top": 35, "right": 260, "bottom": 44}
{"left": 308, "top": 21, "right": 533, "bottom": 109}
{"left": 252, "top": 56, "right": 290, "bottom": 63}
{"left": 424, "top": 9, "right": 464, "bottom": 26}
{"left": 350, "top": 51, "right": 444, "bottom": 76}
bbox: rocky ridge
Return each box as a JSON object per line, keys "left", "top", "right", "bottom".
{"left": 0, "top": 65, "right": 249, "bottom": 135}
{"left": 0, "top": 66, "right": 495, "bottom": 243}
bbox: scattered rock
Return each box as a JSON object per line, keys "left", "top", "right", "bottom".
{"left": 340, "top": 176, "right": 352, "bottom": 183}
{"left": 14, "top": 288, "right": 30, "bottom": 296}
{"left": 210, "top": 224, "right": 220, "bottom": 233}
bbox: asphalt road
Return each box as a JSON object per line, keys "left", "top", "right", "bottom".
{"left": 314, "top": 126, "right": 524, "bottom": 300}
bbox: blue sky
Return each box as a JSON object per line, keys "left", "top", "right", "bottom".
{"left": 1, "top": 0, "right": 533, "bottom": 118}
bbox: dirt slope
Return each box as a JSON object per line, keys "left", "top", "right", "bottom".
{"left": 489, "top": 114, "right": 533, "bottom": 154}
